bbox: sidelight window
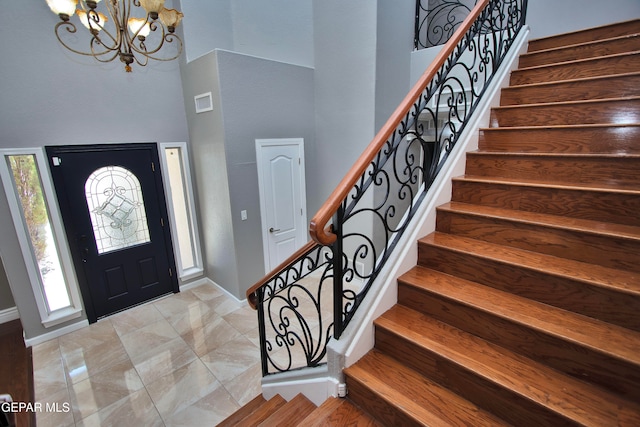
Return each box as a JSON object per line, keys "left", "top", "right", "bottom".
{"left": 0, "top": 149, "right": 82, "bottom": 327}
{"left": 159, "top": 143, "right": 203, "bottom": 280}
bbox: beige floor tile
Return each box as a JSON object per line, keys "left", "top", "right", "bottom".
{"left": 109, "top": 303, "right": 166, "bottom": 337}
{"left": 189, "top": 283, "right": 224, "bottom": 302}
{"left": 145, "top": 359, "right": 220, "bottom": 421}
{"left": 243, "top": 326, "right": 261, "bottom": 348}
{"left": 61, "top": 337, "right": 130, "bottom": 384}
{"left": 34, "top": 387, "right": 75, "bottom": 427}
{"left": 67, "top": 359, "right": 144, "bottom": 421}
{"left": 223, "top": 306, "right": 260, "bottom": 334}
{"left": 200, "top": 335, "right": 261, "bottom": 384}
{"left": 33, "top": 282, "right": 268, "bottom": 426}
{"left": 164, "top": 300, "right": 214, "bottom": 337}
{"left": 222, "top": 361, "right": 262, "bottom": 406}
{"left": 58, "top": 320, "right": 119, "bottom": 354}
{"left": 119, "top": 317, "right": 180, "bottom": 360}
{"left": 33, "top": 359, "right": 67, "bottom": 401}
{"left": 153, "top": 290, "right": 202, "bottom": 319}
{"left": 179, "top": 316, "right": 242, "bottom": 357}
{"left": 163, "top": 382, "right": 240, "bottom": 427}
{"left": 76, "top": 388, "right": 164, "bottom": 427}
{"left": 32, "top": 338, "right": 62, "bottom": 370}
{"left": 129, "top": 336, "right": 197, "bottom": 386}
{"left": 206, "top": 293, "right": 243, "bottom": 316}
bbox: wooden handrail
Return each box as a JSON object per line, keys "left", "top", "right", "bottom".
{"left": 245, "top": 240, "right": 319, "bottom": 309}
{"left": 309, "top": 0, "right": 489, "bottom": 246}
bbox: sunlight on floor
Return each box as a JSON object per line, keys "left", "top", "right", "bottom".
{"left": 32, "top": 283, "right": 262, "bottom": 427}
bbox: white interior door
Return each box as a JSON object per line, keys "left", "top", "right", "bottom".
{"left": 256, "top": 138, "right": 308, "bottom": 272}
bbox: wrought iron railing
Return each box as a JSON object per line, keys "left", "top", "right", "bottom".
{"left": 248, "top": 0, "right": 528, "bottom": 376}
{"left": 415, "top": 0, "right": 478, "bottom": 49}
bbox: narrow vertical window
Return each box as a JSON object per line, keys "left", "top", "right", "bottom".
{"left": 160, "top": 143, "right": 203, "bottom": 280}
{"left": 0, "top": 149, "right": 82, "bottom": 326}
{"left": 8, "top": 155, "right": 71, "bottom": 311}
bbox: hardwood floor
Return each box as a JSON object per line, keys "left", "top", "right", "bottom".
{"left": 0, "top": 320, "right": 35, "bottom": 427}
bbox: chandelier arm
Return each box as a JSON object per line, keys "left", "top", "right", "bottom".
{"left": 90, "top": 40, "right": 122, "bottom": 63}
{"left": 88, "top": 10, "right": 119, "bottom": 48}
{"left": 140, "top": 35, "right": 184, "bottom": 61}
{"left": 129, "top": 32, "right": 163, "bottom": 56}
{"left": 53, "top": 21, "right": 116, "bottom": 58}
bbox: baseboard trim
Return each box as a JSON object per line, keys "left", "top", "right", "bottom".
{"left": 0, "top": 307, "right": 19, "bottom": 324}
{"left": 23, "top": 319, "right": 89, "bottom": 348}
{"left": 180, "top": 277, "right": 248, "bottom": 306}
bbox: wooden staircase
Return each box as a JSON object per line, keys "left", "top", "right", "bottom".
{"left": 217, "top": 394, "right": 379, "bottom": 426}
{"left": 222, "top": 19, "right": 640, "bottom": 426}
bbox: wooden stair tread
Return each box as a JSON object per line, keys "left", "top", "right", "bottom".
{"left": 455, "top": 174, "right": 640, "bottom": 195}
{"left": 345, "top": 349, "right": 511, "bottom": 427}
{"left": 501, "top": 72, "right": 640, "bottom": 105}
{"left": 506, "top": 71, "right": 640, "bottom": 91}
{"left": 491, "top": 94, "right": 640, "bottom": 112}
{"left": 298, "top": 398, "right": 379, "bottom": 427}
{"left": 419, "top": 232, "right": 640, "bottom": 296}
{"left": 481, "top": 122, "right": 640, "bottom": 130}
{"left": 520, "top": 33, "right": 640, "bottom": 65}
{"left": 235, "top": 394, "right": 287, "bottom": 426}
{"left": 217, "top": 394, "right": 267, "bottom": 427}
{"left": 376, "top": 305, "right": 640, "bottom": 426}
{"left": 469, "top": 150, "right": 640, "bottom": 159}
{"left": 439, "top": 201, "right": 640, "bottom": 241}
{"left": 258, "top": 394, "right": 316, "bottom": 427}
{"left": 515, "top": 49, "right": 640, "bottom": 73}
{"left": 528, "top": 19, "right": 640, "bottom": 52}
{"left": 399, "top": 266, "right": 640, "bottom": 366}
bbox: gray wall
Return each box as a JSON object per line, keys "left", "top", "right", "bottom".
{"left": 526, "top": 0, "right": 640, "bottom": 40}
{"left": 375, "top": 0, "right": 415, "bottom": 131}
{"left": 0, "top": 258, "right": 15, "bottom": 311}
{"left": 312, "top": 0, "right": 378, "bottom": 201}
{"left": 179, "top": 0, "right": 314, "bottom": 67}
{"left": 0, "top": 1, "right": 188, "bottom": 339}
{"left": 181, "top": 50, "right": 316, "bottom": 299}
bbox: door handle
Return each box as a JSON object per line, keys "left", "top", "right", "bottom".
{"left": 269, "top": 227, "right": 280, "bottom": 233}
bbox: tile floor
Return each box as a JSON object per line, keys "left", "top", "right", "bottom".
{"left": 32, "top": 283, "right": 263, "bottom": 427}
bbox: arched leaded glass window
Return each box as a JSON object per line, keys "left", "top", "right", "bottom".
{"left": 85, "top": 166, "right": 151, "bottom": 254}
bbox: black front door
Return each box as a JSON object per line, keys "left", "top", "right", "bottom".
{"left": 46, "top": 143, "right": 178, "bottom": 322}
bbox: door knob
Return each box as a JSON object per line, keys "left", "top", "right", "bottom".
{"left": 269, "top": 227, "right": 280, "bottom": 233}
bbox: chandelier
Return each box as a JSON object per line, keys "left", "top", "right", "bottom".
{"left": 45, "top": 0, "right": 184, "bottom": 72}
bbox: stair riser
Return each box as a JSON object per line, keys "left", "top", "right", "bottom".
{"left": 374, "top": 327, "right": 576, "bottom": 427}
{"left": 490, "top": 99, "right": 640, "bottom": 127}
{"left": 511, "top": 53, "right": 640, "bottom": 85}
{"left": 465, "top": 154, "right": 640, "bottom": 187}
{"left": 398, "top": 282, "right": 640, "bottom": 401}
{"left": 479, "top": 126, "right": 640, "bottom": 154}
{"left": 436, "top": 209, "right": 640, "bottom": 273}
{"left": 527, "top": 20, "right": 640, "bottom": 52}
{"left": 344, "top": 376, "right": 423, "bottom": 427}
{"left": 519, "top": 35, "right": 640, "bottom": 68}
{"left": 451, "top": 180, "right": 640, "bottom": 227}
{"left": 417, "top": 242, "right": 640, "bottom": 331}
{"left": 500, "top": 74, "right": 640, "bottom": 105}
